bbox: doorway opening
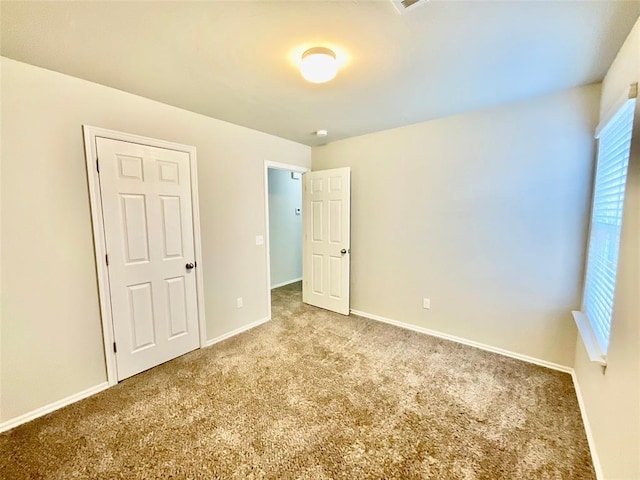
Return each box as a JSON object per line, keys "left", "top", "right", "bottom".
{"left": 264, "top": 161, "right": 309, "bottom": 318}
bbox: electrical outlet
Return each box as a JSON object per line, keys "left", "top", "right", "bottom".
{"left": 255, "top": 235, "right": 264, "bottom": 246}
{"left": 236, "top": 297, "right": 243, "bottom": 308}
{"left": 423, "top": 298, "right": 431, "bottom": 309}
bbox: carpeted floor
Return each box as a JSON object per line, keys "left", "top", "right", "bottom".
{"left": 1, "top": 281, "right": 595, "bottom": 479}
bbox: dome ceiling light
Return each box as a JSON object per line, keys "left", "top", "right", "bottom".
{"left": 300, "top": 47, "right": 338, "bottom": 83}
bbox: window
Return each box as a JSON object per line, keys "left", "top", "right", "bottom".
{"left": 574, "top": 92, "right": 635, "bottom": 364}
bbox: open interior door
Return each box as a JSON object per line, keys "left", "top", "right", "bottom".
{"left": 302, "top": 167, "right": 351, "bottom": 315}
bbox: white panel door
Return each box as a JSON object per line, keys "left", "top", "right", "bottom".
{"left": 97, "top": 137, "right": 200, "bottom": 380}
{"left": 302, "top": 168, "right": 351, "bottom": 315}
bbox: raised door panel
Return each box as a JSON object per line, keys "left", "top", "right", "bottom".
{"left": 128, "top": 282, "right": 156, "bottom": 351}
{"left": 166, "top": 276, "right": 188, "bottom": 339}
{"left": 311, "top": 201, "right": 324, "bottom": 242}
{"left": 120, "top": 194, "right": 150, "bottom": 265}
{"left": 312, "top": 254, "right": 324, "bottom": 294}
{"left": 329, "top": 256, "right": 342, "bottom": 299}
{"left": 311, "top": 178, "right": 323, "bottom": 194}
{"left": 158, "top": 161, "right": 180, "bottom": 184}
{"left": 329, "top": 176, "right": 342, "bottom": 193}
{"left": 159, "top": 196, "right": 184, "bottom": 259}
{"left": 329, "top": 200, "right": 342, "bottom": 244}
{"left": 118, "top": 155, "right": 144, "bottom": 181}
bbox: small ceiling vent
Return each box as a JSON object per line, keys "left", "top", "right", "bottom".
{"left": 391, "top": 0, "right": 429, "bottom": 14}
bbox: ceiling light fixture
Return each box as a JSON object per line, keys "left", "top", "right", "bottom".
{"left": 300, "top": 47, "right": 338, "bottom": 83}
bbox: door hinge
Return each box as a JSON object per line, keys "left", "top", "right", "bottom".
{"left": 105, "top": 254, "right": 109, "bottom": 266}
{"left": 113, "top": 342, "right": 117, "bottom": 353}
{"left": 96, "top": 158, "right": 100, "bottom": 173}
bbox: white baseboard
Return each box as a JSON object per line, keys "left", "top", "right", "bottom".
{"left": 205, "top": 316, "right": 271, "bottom": 347}
{"left": 0, "top": 310, "right": 601, "bottom": 479}
{"left": 350, "top": 309, "right": 573, "bottom": 373}
{"left": 270, "top": 277, "right": 302, "bottom": 290}
{"left": 0, "top": 382, "right": 110, "bottom": 433}
{"left": 0, "top": 317, "right": 271, "bottom": 434}
{"left": 350, "top": 308, "right": 605, "bottom": 477}
{"left": 571, "top": 372, "right": 604, "bottom": 480}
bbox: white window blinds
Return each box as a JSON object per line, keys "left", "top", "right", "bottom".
{"left": 583, "top": 98, "right": 635, "bottom": 353}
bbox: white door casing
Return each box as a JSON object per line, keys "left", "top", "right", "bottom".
{"left": 96, "top": 137, "right": 201, "bottom": 381}
{"left": 302, "top": 167, "right": 351, "bottom": 315}
{"left": 263, "top": 161, "right": 310, "bottom": 321}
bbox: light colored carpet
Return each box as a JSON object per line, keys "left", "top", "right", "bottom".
{"left": 1, "top": 281, "right": 595, "bottom": 479}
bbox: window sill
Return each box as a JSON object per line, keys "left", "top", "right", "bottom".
{"left": 572, "top": 311, "right": 607, "bottom": 366}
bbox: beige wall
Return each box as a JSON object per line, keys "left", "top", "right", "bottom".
{"left": 573, "top": 19, "right": 640, "bottom": 480}
{"left": 313, "top": 85, "right": 600, "bottom": 367}
{"left": 0, "top": 58, "right": 311, "bottom": 423}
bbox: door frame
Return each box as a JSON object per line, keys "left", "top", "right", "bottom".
{"left": 83, "top": 126, "right": 207, "bottom": 386}
{"left": 263, "top": 161, "right": 309, "bottom": 320}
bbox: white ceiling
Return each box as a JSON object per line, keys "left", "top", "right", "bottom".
{"left": 2, "top": 1, "right": 640, "bottom": 146}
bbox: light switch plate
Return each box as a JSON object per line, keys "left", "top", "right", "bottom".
{"left": 256, "top": 235, "right": 264, "bottom": 246}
